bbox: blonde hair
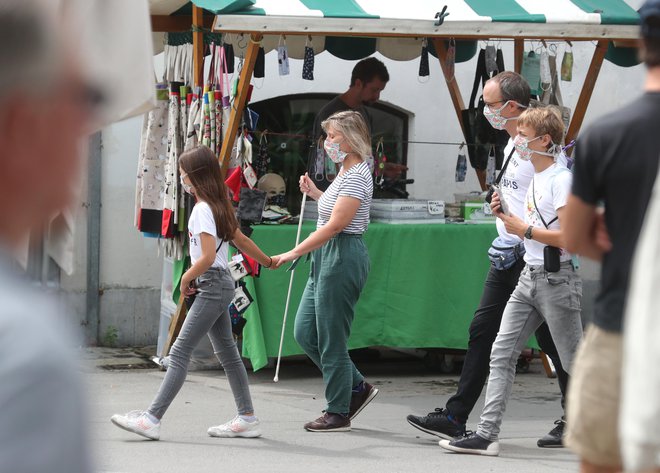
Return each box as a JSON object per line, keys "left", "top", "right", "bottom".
{"left": 517, "top": 106, "right": 565, "bottom": 149}
{"left": 321, "top": 110, "right": 372, "bottom": 159}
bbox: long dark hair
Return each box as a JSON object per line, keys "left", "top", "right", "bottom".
{"left": 179, "top": 146, "right": 237, "bottom": 241}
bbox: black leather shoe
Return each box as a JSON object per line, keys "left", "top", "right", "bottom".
{"left": 406, "top": 408, "right": 466, "bottom": 440}
{"left": 537, "top": 419, "right": 565, "bottom": 448}
{"left": 304, "top": 413, "right": 351, "bottom": 432}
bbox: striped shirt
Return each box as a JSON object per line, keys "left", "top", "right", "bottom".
{"left": 317, "top": 161, "right": 373, "bottom": 234}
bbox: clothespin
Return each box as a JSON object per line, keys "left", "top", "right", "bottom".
{"left": 434, "top": 6, "right": 449, "bottom": 26}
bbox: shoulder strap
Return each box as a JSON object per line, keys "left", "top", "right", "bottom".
{"left": 469, "top": 49, "right": 487, "bottom": 109}
{"left": 531, "top": 170, "right": 566, "bottom": 228}
{"left": 495, "top": 147, "right": 516, "bottom": 185}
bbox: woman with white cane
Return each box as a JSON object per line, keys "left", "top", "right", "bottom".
{"left": 274, "top": 111, "right": 378, "bottom": 432}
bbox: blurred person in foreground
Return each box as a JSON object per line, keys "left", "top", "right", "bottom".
{"left": 563, "top": 1, "right": 660, "bottom": 471}
{"left": 0, "top": 1, "right": 95, "bottom": 472}
{"left": 621, "top": 165, "right": 660, "bottom": 473}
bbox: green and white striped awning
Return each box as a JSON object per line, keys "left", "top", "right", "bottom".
{"left": 204, "top": 0, "right": 641, "bottom": 40}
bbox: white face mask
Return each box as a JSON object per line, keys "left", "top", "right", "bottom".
{"left": 180, "top": 173, "right": 194, "bottom": 195}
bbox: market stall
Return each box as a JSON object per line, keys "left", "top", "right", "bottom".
{"left": 147, "top": 1, "right": 641, "bottom": 369}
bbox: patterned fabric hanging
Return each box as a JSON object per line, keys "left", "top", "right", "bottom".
{"left": 135, "top": 84, "right": 169, "bottom": 234}
{"left": 419, "top": 38, "right": 430, "bottom": 77}
{"left": 302, "top": 37, "right": 314, "bottom": 80}
{"left": 162, "top": 81, "right": 183, "bottom": 238}
{"left": 254, "top": 133, "right": 271, "bottom": 178}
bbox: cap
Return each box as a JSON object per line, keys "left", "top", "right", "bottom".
{"left": 640, "top": 0, "right": 660, "bottom": 38}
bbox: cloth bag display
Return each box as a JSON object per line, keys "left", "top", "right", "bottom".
{"left": 237, "top": 187, "right": 267, "bottom": 223}
{"left": 539, "top": 52, "right": 572, "bottom": 129}
{"left": 461, "top": 48, "right": 509, "bottom": 171}
{"left": 136, "top": 84, "right": 169, "bottom": 234}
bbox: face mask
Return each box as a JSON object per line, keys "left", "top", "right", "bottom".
{"left": 324, "top": 139, "right": 348, "bottom": 164}
{"left": 180, "top": 175, "right": 194, "bottom": 195}
{"left": 483, "top": 100, "right": 519, "bottom": 130}
{"left": 513, "top": 135, "right": 557, "bottom": 161}
{"left": 268, "top": 194, "right": 287, "bottom": 208}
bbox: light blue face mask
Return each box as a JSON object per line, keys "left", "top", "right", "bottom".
{"left": 324, "top": 139, "right": 348, "bottom": 164}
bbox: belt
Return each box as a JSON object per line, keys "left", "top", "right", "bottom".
{"left": 528, "top": 260, "right": 575, "bottom": 272}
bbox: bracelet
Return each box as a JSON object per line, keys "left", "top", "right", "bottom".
{"left": 266, "top": 256, "right": 273, "bottom": 268}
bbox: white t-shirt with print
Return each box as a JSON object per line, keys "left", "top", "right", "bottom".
{"left": 188, "top": 201, "right": 229, "bottom": 268}
{"left": 523, "top": 163, "right": 573, "bottom": 266}
{"left": 496, "top": 140, "right": 569, "bottom": 247}
{"left": 496, "top": 140, "right": 535, "bottom": 246}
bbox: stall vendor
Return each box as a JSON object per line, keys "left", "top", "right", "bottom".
{"left": 308, "top": 57, "right": 389, "bottom": 190}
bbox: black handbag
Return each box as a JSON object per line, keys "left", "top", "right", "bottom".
{"left": 461, "top": 49, "right": 509, "bottom": 171}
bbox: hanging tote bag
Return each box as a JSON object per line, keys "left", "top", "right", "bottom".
{"left": 461, "top": 49, "right": 509, "bottom": 171}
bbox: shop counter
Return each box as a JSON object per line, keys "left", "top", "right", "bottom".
{"left": 242, "top": 222, "right": 498, "bottom": 370}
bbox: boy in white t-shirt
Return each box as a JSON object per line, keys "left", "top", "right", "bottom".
{"left": 440, "top": 107, "right": 583, "bottom": 456}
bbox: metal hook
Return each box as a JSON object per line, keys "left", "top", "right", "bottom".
{"left": 434, "top": 5, "right": 449, "bottom": 26}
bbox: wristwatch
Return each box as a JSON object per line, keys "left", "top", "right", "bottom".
{"left": 524, "top": 226, "right": 534, "bottom": 240}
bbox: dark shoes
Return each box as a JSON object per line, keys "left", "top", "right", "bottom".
{"left": 537, "top": 419, "right": 565, "bottom": 448}
{"left": 304, "top": 413, "right": 351, "bottom": 432}
{"left": 438, "top": 432, "right": 500, "bottom": 456}
{"left": 349, "top": 382, "right": 379, "bottom": 420}
{"left": 406, "top": 408, "right": 466, "bottom": 440}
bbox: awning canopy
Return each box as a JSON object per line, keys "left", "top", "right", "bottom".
{"left": 207, "top": 0, "right": 641, "bottom": 40}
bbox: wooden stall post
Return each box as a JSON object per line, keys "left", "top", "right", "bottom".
{"left": 218, "top": 33, "right": 263, "bottom": 177}
{"left": 433, "top": 38, "right": 466, "bottom": 138}
{"left": 192, "top": 5, "right": 205, "bottom": 88}
{"left": 565, "top": 40, "right": 608, "bottom": 146}
{"left": 514, "top": 38, "right": 524, "bottom": 74}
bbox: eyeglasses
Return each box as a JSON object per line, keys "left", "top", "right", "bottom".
{"left": 483, "top": 98, "right": 506, "bottom": 108}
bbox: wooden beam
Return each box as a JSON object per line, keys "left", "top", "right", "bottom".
{"left": 514, "top": 38, "right": 524, "bottom": 73}
{"left": 161, "top": 295, "right": 187, "bottom": 358}
{"left": 192, "top": 6, "right": 206, "bottom": 89}
{"left": 565, "top": 40, "right": 608, "bottom": 146}
{"left": 150, "top": 14, "right": 214, "bottom": 32}
{"left": 433, "top": 38, "right": 466, "bottom": 138}
{"left": 219, "top": 33, "right": 263, "bottom": 176}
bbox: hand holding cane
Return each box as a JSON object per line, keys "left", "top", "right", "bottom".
{"left": 273, "top": 191, "right": 307, "bottom": 382}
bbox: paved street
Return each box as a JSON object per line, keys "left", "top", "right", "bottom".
{"left": 86, "top": 349, "right": 578, "bottom": 473}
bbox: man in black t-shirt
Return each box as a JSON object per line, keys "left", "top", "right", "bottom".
{"left": 564, "top": 2, "right": 660, "bottom": 471}
{"left": 308, "top": 57, "right": 389, "bottom": 190}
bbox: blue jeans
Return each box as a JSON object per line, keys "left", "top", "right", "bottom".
{"left": 477, "top": 262, "right": 583, "bottom": 441}
{"left": 148, "top": 267, "right": 254, "bottom": 418}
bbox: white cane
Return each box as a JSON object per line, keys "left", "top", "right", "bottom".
{"left": 273, "top": 192, "right": 307, "bottom": 382}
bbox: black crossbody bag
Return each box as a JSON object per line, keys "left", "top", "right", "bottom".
{"left": 531, "top": 178, "right": 561, "bottom": 273}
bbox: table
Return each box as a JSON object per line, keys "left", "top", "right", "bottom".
{"left": 241, "top": 222, "right": 498, "bottom": 371}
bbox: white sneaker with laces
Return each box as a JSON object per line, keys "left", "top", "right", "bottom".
{"left": 110, "top": 410, "right": 160, "bottom": 440}
{"left": 207, "top": 416, "right": 262, "bottom": 438}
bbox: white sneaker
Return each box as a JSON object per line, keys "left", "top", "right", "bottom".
{"left": 110, "top": 410, "right": 160, "bottom": 440}
{"left": 207, "top": 416, "right": 262, "bottom": 438}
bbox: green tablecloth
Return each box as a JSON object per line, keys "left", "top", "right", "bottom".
{"left": 241, "top": 222, "right": 498, "bottom": 371}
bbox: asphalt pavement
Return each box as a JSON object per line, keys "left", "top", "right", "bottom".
{"left": 85, "top": 348, "right": 578, "bottom": 473}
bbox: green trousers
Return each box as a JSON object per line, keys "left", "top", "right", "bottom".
{"left": 294, "top": 234, "right": 370, "bottom": 414}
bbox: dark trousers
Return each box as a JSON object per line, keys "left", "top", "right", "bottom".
{"left": 445, "top": 257, "right": 569, "bottom": 423}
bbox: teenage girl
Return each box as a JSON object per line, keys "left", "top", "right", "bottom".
{"left": 111, "top": 145, "right": 278, "bottom": 440}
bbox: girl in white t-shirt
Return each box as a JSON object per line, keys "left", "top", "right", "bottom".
{"left": 111, "top": 146, "right": 278, "bottom": 441}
